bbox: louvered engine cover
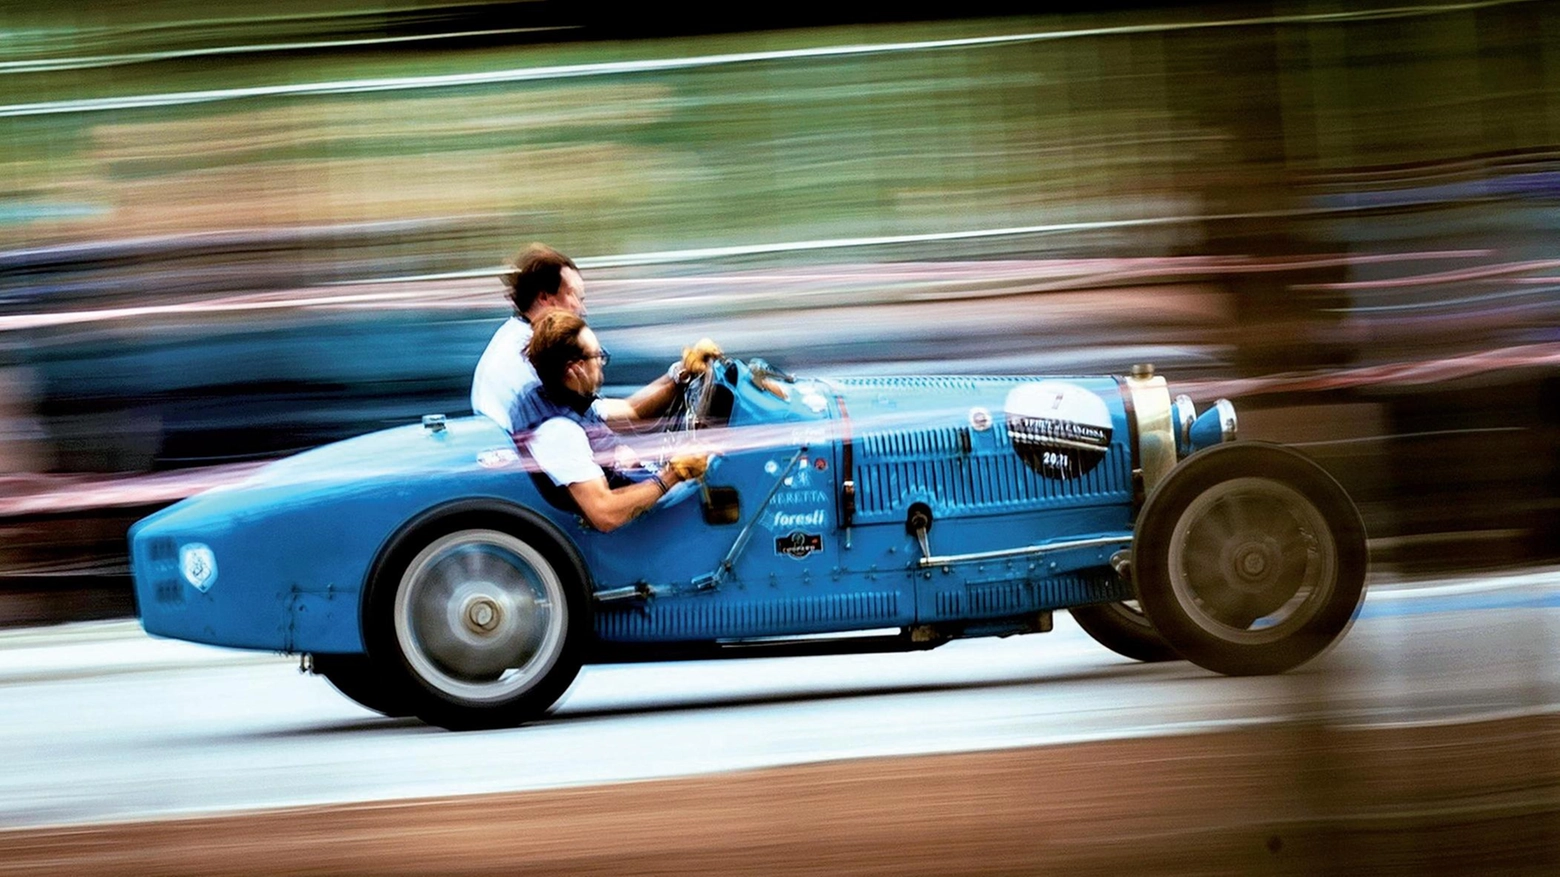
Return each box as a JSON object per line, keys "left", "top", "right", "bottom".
{"left": 832, "top": 375, "right": 1135, "bottom": 525}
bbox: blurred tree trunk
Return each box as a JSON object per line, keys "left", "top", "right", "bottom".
{"left": 1164, "top": 5, "right": 1353, "bottom": 372}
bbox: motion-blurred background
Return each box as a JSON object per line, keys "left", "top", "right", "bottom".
{"left": 1, "top": 0, "right": 1557, "bottom": 624}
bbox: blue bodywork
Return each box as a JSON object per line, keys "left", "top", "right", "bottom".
{"left": 132, "top": 361, "right": 1166, "bottom": 656}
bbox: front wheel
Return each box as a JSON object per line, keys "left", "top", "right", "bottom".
{"left": 365, "top": 526, "right": 589, "bottom": 730}
{"left": 1133, "top": 442, "right": 1366, "bottom": 676}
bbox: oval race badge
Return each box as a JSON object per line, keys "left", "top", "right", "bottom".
{"left": 1004, "top": 382, "right": 1113, "bottom": 480}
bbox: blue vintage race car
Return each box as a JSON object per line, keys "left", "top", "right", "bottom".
{"left": 130, "top": 357, "right": 1366, "bottom": 730}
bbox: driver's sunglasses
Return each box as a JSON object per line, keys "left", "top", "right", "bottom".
{"left": 578, "top": 350, "right": 611, "bottom": 367}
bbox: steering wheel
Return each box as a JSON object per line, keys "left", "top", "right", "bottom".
{"left": 681, "top": 354, "right": 734, "bottom": 431}
{"left": 610, "top": 355, "right": 728, "bottom": 437}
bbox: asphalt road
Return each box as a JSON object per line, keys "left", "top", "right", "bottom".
{"left": 0, "top": 567, "right": 1556, "bottom": 832}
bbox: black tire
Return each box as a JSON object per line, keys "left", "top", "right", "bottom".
{"left": 1133, "top": 442, "right": 1367, "bottom": 676}
{"left": 1069, "top": 601, "right": 1182, "bottom": 663}
{"left": 310, "top": 653, "right": 412, "bottom": 718}
{"left": 363, "top": 523, "right": 590, "bottom": 731}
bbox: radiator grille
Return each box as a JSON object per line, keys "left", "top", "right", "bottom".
{"left": 860, "top": 426, "right": 967, "bottom": 459}
{"left": 831, "top": 376, "right": 990, "bottom": 392}
{"left": 855, "top": 443, "right": 1130, "bottom": 519}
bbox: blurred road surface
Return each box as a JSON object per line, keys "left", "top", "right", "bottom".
{"left": 0, "top": 567, "right": 1555, "bottom": 832}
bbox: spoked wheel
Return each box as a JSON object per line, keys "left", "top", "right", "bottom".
{"left": 1069, "top": 600, "right": 1181, "bottom": 663}
{"left": 310, "top": 653, "right": 413, "bottom": 718}
{"left": 367, "top": 526, "right": 588, "bottom": 730}
{"left": 1133, "top": 442, "right": 1366, "bottom": 676}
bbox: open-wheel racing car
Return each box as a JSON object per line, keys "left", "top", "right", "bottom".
{"left": 131, "top": 356, "right": 1367, "bottom": 730}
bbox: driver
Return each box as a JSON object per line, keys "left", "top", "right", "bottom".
{"left": 515, "top": 310, "right": 712, "bottom": 532}
{"left": 471, "top": 242, "right": 723, "bottom": 433}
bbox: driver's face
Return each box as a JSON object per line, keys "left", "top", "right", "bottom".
{"left": 541, "top": 267, "right": 586, "bottom": 317}
{"left": 573, "top": 327, "right": 606, "bottom": 395}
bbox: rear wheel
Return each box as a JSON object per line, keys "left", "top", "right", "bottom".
{"left": 310, "top": 653, "right": 411, "bottom": 718}
{"left": 365, "top": 526, "right": 589, "bottom": 730}
{"left": 1070, "top": 601, "right": 1181, "bottom": 663}
{"left": 1133, "top": 442, "right": 1366, "bottom": 676}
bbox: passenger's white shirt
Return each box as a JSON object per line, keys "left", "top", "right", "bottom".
{"left": 470, "top": 317, "right": 536, "bottom": 433}
{"left": 525, "top": 419, "right": 606, "bottom": 486}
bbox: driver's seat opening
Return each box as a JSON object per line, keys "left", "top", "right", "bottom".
{"left": 523, "top": 461, "right": 584, "bottom": 515}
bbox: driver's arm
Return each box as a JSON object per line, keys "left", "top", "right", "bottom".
{"left": 528, "top": 416, "right": 710, "bottom": 532}
{"left": 598, "top": 338, "right": 723, "bottom": 428}
{"left": 566, "top": 470, "right": 682, "bottom": 533}
{"left": 567, "top": 454, "right": 708, "bottom": 532}
{"left": 596, "top": 376, "right": 678, "bottom": 426}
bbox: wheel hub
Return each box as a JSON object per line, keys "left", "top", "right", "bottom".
{"left": 463, "top": 595, "right": 502, "bottom": 634}
{"left": 1221, "top": 537, "right": 1284, "bottom": 595}
{"left": 1234, "top": 541, "right": 1274, "bottom": 581}
{"left": 1238, "top": 548, "right": 1266, "bottom": 577}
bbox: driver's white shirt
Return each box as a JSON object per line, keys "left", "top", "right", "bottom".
{"left": 472, "top": 316, "right": 607, "bottom": 433}
{"left": 526, "top": 418, "right": 606, "bottom": 486}
{"left": 470, "top": 317, "right": 536, "bottom": 434}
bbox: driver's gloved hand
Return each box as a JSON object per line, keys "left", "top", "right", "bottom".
{"left": 678, "top": 339, "right": 723, "bottom": 382}
{"left": 667, "top": 453, "right": 710, "bottom": 483}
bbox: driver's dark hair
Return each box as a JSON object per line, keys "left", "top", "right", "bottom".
{"left": 526, "top": 309, "right": 589, "bottom": 396}
{"left": 503, "top": 243, "right": 578, "bottom": 314}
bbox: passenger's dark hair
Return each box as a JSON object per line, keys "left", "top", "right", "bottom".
{"left": 525, "top": 309, "right": 589, "bottom": 395}
{"left": 503, "top": 243, "right": 578, "bottom": 313}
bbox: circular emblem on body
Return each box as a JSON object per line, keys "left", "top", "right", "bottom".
{"left": 477, "top": 448, "right": 520, "bottom": 469}
{"left": 1004, "top": 381, "right": 1113, "bottom": 479}
{"left": 179, "top": 543, "right": 218, "bottom": 592}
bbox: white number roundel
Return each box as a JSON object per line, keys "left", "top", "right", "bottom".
{"left": 1003, "top": 382, "right": 1113, "bottom": 480}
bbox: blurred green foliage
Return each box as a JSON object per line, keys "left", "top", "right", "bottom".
{"left": 0, "top": 2, "right": 1556, "bottom": 265}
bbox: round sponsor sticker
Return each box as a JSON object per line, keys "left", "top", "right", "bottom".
{"left": 477, "top": 448, "right": 521, "bottom": 469}
{"left": 968, "top": 407, "right": 993, "bottom": 431}
{"left": 1004, "top": 382, "right": 1113, "bottom": 480}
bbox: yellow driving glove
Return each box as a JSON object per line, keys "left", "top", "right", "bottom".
{"left": 680, "top": 338, "right": 723, "bottom": 378}
{"left": 667, "top": 453, "right": 709, "bottom": 482}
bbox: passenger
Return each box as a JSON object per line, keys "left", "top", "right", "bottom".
{"left": 516, "top": 310, "right": 711, "bottom": 532}
{"left": 470, "top": 242, "right": 721, "bottom": 432}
